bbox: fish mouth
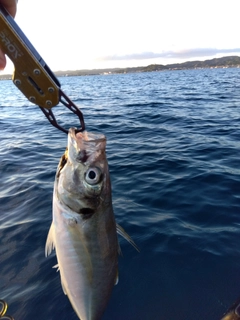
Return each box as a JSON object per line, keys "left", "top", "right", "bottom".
{"left": 76, "top": 150, "right": 88, "bottom": 163}
{"left": 69, "top": 127, "right": 106, "bottom": 143}
{"left": 68, "top": 128, "right": 106, "bottom": 164}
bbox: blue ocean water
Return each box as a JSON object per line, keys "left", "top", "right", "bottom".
{"left": 0, "top": 67, "right": 240, "bottom": 320}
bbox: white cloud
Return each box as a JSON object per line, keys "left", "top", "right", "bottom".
{"left": 97, "top": 48, "right": 240, "bottom": 62}
{"left": 1, "top": 0, "right": 240, "bottom": 73}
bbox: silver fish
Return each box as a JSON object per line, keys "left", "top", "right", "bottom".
{"left": 221, "top": 298, "right": 240, "bottom": 320}
{"left": 45, "top": 128, "right": 137, "bottom": 320}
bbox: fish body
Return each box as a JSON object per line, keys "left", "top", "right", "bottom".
{"left": 221, "top": 299, "right": 240, "bottom": 320}
{"left": 46, "top": 128, "right": 119, "bottom": 320}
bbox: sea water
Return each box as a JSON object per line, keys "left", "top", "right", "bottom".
{"left": 0, "top": 67, "right": 240, "bottom": 320}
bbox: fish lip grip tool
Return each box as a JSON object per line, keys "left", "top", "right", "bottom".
{"left": 0, "top": 299, "right": 14, "bottom": 320}
{"left": 0, "top": 4, "right": 85, "bottom": 134}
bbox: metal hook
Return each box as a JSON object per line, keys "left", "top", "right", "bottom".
{"left": 39, "top": 89, "right": 86, "bottom": 134}
{"left": 0, "top": 300, "right": 14, "bottom": 320}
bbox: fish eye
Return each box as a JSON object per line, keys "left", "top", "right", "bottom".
{"left": 85, "top": 167, "right": 102, "bottom": 185}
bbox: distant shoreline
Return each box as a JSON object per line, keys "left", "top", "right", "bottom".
{"left": 1, "top": 55, "right": 240, "bottom": 80}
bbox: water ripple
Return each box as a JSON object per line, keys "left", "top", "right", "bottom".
{"left": 0, "top": 68, "right": 240, "bottom": 319}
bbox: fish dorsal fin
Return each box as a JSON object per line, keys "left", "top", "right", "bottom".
{"left": 45, "top": 222, "right": 55, "bottom": 257}
{"left": 52, "top": 264, "right": 59, "bottom": 272}
{"left": 116, "top": 223, "right": 139, "bottom": 252}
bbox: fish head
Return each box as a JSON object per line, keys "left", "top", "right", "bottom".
{"left": 56, "top": 128, "right": 112, "bottom": 215}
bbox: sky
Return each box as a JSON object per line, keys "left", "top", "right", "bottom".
{"left": 1, "top": 0, "right": 240, "bottom": 74}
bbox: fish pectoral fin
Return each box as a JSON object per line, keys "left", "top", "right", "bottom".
{"left": 116, "top": 223, "right": 140, "bottom": 252}
{"left": 45, "top": 222, "right": 55, "bottom": 257}
{"left": 115, "top": 270, "right": 119, "bottom": 285}
{"left": 61, "top": 279, "right": 67, "bottom": 295}
{"left": 118, "top": 243, "right": 122, "bottom": 256}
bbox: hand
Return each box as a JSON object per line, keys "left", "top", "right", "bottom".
{"left": 0, "top": 0, "right": 18, "bottom": 70}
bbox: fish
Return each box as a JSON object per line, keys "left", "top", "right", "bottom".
{"left": 221, "top": 298, "right": 240, "bottom": 320}
{"left": 45, "top": 128, "right": 138, "bottom": 320}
